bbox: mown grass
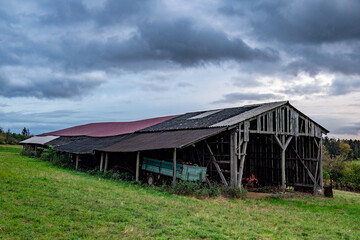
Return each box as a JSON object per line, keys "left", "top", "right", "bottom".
{"left": 1, "top": 145, "right": 360, "bottom": 239}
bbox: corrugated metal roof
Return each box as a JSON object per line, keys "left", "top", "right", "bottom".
{"left": 140, "top": 106, "right": 257, "bottom": 132}
{"left": 99, "top": 128, "right": 226, "bottom": 153}
{"left": 39, "top": 115, "right": 179, "bottom": 137}
{"left": 49, "top": 135, "right": 132, "bottom": 154}
{"left": 211, "top": 101, "right": 287, "bottom": 127}
{"left": 20, "top": 136, "right": 60, "bottom": 145}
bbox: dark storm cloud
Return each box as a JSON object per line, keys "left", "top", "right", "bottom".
{"left": 0, "top": 74, "right": 104, "bottom": 99}
{"left": 215, "top": 93, "right": 280, "bottom": 103}
{"left": 0, "top": 0, "right": 280, "bottom": 99}
{"left": 39, "top": 0, "right": 150, "bottom": 26}
{"left": 219, "top": 0, "right": 360, "bottom": 82}
{"left": 137, "top": 20, "right": 278, "bottom": 65}
{"left": 220, "top": 0, "right": 360, "bottom": 44}
{"left": 2, "top": 0, "right": 360, "bottom": 100}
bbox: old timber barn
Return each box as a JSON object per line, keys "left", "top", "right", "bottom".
{"left": 21, "top": 101, "right": 329, "bottom": 192}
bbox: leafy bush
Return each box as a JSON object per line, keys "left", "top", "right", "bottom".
{"left": 168, "top": 181, "right": 246, "bottom": 199}
{"left": 341, "top": 161, "right": 360, "bottom": 191}
{"left": 20, "top": 148, "right": 36, "bottom": 158}
{"left": 39, "top": 148, "right": 73, "bottom": 168}
{"left": 221, "top": 186, "right": 247, "bottom": 199}
{"left": 169, "top": 181, "right": 222, "bottom": 198}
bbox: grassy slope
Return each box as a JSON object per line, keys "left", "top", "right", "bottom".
{"left": 0, "top": 146, "right": 359, "bottom": 240}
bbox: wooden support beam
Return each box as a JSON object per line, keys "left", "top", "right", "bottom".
{"left": 104, "top": 152, "right": 109, "bottom": 172}
{"left": 274, "top": 135, "right": 293, "bottom": 193}
{"left": 206, "top": 142, "right": 228, "bottom": 186}
{"left": 100, "top": 152, "right": 104, "bottom": 172}
{"left": 75, "top": 154, "right": 79, "bottom": 170}
{"left": 230, "top": 130, "right": 237, "bottom": 187}
{"left": 136, "top": 151, "right": 140, "bottom": 182}
{"left": 237, "top": 141, "right": 248, "bottom": 189}
{"left": 281, "top": 137, "right": 286, "bottom": 193}
{"left": 172, "top": 148, "right": 177, "bottom": 185}
{"left": 313, "top": 138, "right": 321, "bottom": 194}
{"left": 319, "top": 137, "right": 323, "bottom": 189}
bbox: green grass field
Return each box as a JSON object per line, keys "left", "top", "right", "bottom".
{"left": 1, "top": 145, "right": 360, "bottom": 239}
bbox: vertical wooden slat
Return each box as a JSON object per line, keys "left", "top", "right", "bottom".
{"left": 76, "top": 154, "right": 79, "bottom": 170}
{"left": 230, "top": 130, "right": 237, "bottom": 186}
{"left": 100, "top": 152, "right": 104, "bottom": 172}
{"left": 319, "top": 137, "right": 323, "bottom": 189}
{"left": 244, "top": 121, "right": 250, "bottom": 142}
{"left": 237, "top": 141, "right": 248, "bottom": 189}
{"left": 136, "top": 151, "right": 140, "bottom": 182}
{"left": 267, "top": 112, "right": 273, "bottom": 132}
{"left": 104, "top": 152, "right": 109, "bottom": 172}
{"left": 172, "top": 148, "right": 177, "bottom": 185}
{"left": 257, "top": 116, "right": 261, "bottom": 133}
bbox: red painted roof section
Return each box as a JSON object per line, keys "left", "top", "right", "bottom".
{"left": 39, "top": 115, "right": 179, "bottom": 137}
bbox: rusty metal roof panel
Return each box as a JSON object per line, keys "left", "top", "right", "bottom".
{"left": 38, "top": 115, "right": 179, "bottom": 137}
{"left": 99, "top": 128, "right": 226, "bottom": 153}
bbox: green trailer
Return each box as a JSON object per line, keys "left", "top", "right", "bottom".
{"left": 141, "top": 157, "right": 207, "bottom": 184}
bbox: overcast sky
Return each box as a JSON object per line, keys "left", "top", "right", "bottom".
{"left": 1, "top": 0, "right": 360, "bottom": 139}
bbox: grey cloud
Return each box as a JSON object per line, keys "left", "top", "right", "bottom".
{"left": 280, "top": 83, "right": 324, "bottom": 96}
{"left": 219, "top": 0, "right": 360, "bottom": 77}
{"left": 39, "top": 0, "right": 150, "bottom": 26}
{"left": 0, "top": 74, "right": 104, "bottom": 99}
{"left": 330, "top": 78, "right": 360, "bottom": 95}
{"left": 332, "top": 122, "right": 360, "bottom": 135}
{"left": 215, "top": 92, "right": 281, "bottom": 103}
{"left": 138, "top": 19, "right": 278, "bottom": 65}
{"left": 220, "top": 0, "right": 360, "bottom": 44}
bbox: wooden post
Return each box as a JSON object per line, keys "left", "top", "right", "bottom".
{"left": 230, "top": 130, "right": 237, "bottom": 187}
{"left": 281, "top": 136, "right": 286, "bottom": 193}
{"left": 274, "top": 135, "right": 293, "bottom": 193}
{"left": 237, "top": 121, "right": 249, "bottom": 189}
{"left": 237, "top": 141, "right": 248, "bottom": 189}
{"left": 319, "top": 137, "right": 323, "bottom": 189}
{"left": 100, "top": 152, "right": 104, "bottom": 172}
{"left": 76, "top": 154, "right": 79, "bottom": 170}
{"left": 136, "top": 151, "right": 140, "bottom": 182}
{"left": 104, "top": 152, "right": 108, "bottom": 172}
{"left": 172, "top": 148, "right": 177, "bottom": 185}
{"left": 313, "top": 138, "right": 321, "bottom": 194}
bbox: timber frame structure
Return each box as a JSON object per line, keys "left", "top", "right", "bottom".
{"left": 21, "top": 101, "right": 329, "bottom": 192}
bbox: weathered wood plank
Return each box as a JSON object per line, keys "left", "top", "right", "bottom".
{"left": 100, "top": 152, "right": 104, "bottom": 172}
{"left": 136, "top": 151, "right": 140, "bottom": 182}
{"left": 104, "top": 152, "right": 109, "bottom": 172}
{"left": 172, "top": 148, "right": 177, "bottom": 185}
{"left": 230, "top": 130, "right": 237, "bottom": 187}
{"left": 237, "top": 141, "right": 248, "bottom": 189}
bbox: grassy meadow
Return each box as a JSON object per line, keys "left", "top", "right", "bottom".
{"left": 0, "top": 145, "right": 359, "bottom": 239}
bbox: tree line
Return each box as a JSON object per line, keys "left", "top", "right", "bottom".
{"left": 322, "top": 137, "right": 360, "bottom": 191}
{"left": 323, "top": 137, "right": 360, "bottom": 160}
{"left": 0, "top": 127, "right": 32, "bottom": 145}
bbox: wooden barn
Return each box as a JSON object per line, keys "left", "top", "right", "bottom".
{"left": 21, "top": 101, "right": 329, "bottom": 192}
